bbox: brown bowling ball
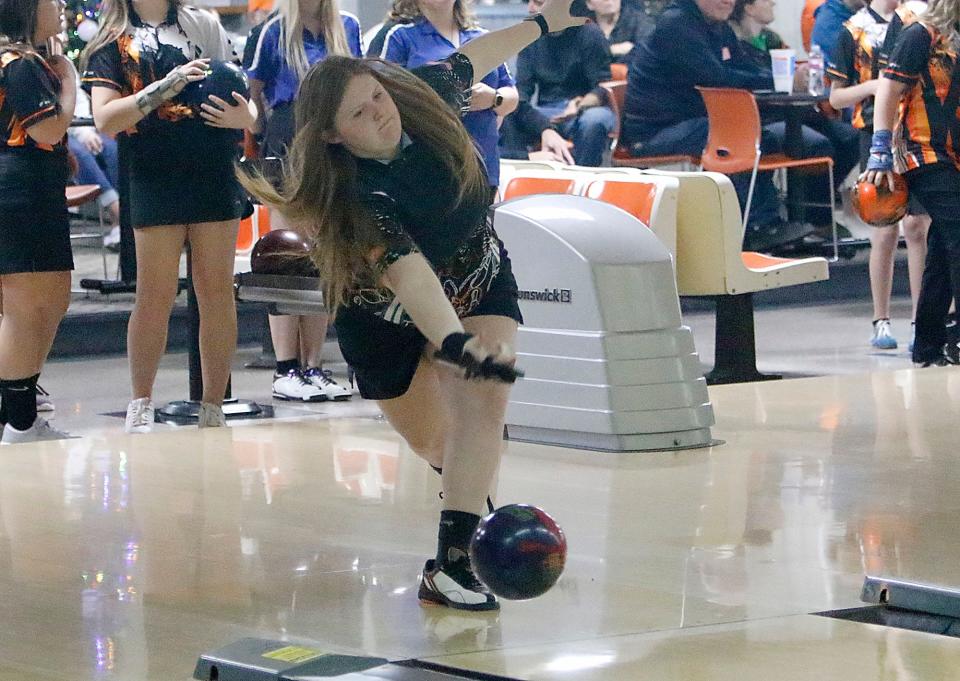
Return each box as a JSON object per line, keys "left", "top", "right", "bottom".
{"left": 250, "top": 230, "right": 319, "bottom": 277}
{"left": 852, "top": 174, "right": 909, "bottom": 227}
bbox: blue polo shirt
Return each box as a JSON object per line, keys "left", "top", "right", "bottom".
{"left": 247, "top": 11, "right": 363, "bottom": 109}
{"left": 374, "top": 18, "right": 515, "bottom": 186}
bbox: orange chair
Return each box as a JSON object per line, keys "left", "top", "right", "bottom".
{"left": 602, "top": 80, "right": 698, "bottom": 170}
{"left": 502, "top": 176, "right": 577, "bottom": 201}
{"left": 584, "top": 178, "right": 656, "bottom": 226}
{"left": 610, "top": 63, "right": 628, "bottom": 81}
{"left": 696, "top": 86, "right": 837, "bottom": 259}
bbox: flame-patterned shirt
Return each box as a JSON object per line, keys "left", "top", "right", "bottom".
{"left": 347, "top": 54, "right": 503, "bottom": 327}
{"left": 884, "top": 21, "right": 960, "bottom": 171}
{"left": 0, "top": 49, "right": 63, "bottom": 152}
{"left": 81, "top": 4, "right": 240, "bottom": 166}
{"left": 827, "top": 5, "right": 918, "bottom": 130}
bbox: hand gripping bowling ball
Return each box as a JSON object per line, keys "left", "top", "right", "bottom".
{"left": 851, "top": 174, "right": 909, "bottom": 227}
{"left": 250, "top": 230, "right": 319, "bottom": 277}
{"left": 469, "top": 504, "right": 567, "bottom": 600}
{"left": 177, "top": 59, "right": 249, "bottom": 115}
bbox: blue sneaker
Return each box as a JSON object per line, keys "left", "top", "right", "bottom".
{"left": 871, "top": 319, "right": 898, "bottom": 350}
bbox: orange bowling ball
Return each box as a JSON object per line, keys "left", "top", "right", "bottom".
{"left": 852, "top": 174, "right": 909, "bottom": 227}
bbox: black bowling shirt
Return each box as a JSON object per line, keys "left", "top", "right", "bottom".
{"left": 348, "top": 54, "right": 501, "bottom": 326}
{"left": 0, "top": 49, "right": 62, "bottom": 152}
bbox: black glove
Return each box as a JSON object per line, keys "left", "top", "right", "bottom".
{"left": 435, "top": 332, "right": 524, "bottom": 383}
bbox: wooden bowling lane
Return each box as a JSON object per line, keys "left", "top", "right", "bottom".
{"left": 0, "top": 367, "right": 958, "bottom": 679}
{"left": 420, "top": 614, "right": 960, "bottom": 680}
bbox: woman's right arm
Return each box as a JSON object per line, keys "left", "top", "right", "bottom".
{"left": 380, "top": 252, "right": 518, "bottom": 380}
{"left": 862, "top": 77, "right": 908, "bottom": 188}
{"left": 248, "top": 78, "right": 267, "bottom": 135}
{"left": 829, "top": 79, "right": 878, "bottom": 109}
{"left": 90, "top": 59, "right": 209, "bottom": 135}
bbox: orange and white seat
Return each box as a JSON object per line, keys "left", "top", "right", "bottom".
{"left": 647, "top": 169, "right": 829, "bottom": 383}
{"left": 234, "top": 204, "right": 273, "bottom": 274}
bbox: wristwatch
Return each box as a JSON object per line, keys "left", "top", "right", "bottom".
{"left": 492, "top": 91, "right": 504, "bottom": 110}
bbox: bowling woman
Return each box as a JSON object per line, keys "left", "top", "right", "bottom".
{"left": 81, "top": 0, "right": 257, "bottom": 431}
{"left": 246, "top": 0, "right": 360, "bottom": 403}
{"left": 241, "top": 0, "right": 584, "bottom": 610}
{"left": 0, "top": 0, "right": 74, "bottom": 443}
{"left": 864, "top": 0, "right": 960, "bottom": 367}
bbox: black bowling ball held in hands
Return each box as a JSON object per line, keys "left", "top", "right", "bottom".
{"left": 250, "top": 230, "right": 320, "bottom": 278}
{"left": 176, "top": 60, "right": 249, "bottom": 116}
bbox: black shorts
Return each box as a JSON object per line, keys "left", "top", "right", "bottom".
{"left": 0, "top": 149, "right": 74, "bottom": 275}
{"left": 124, "top": 130, "right": 247, "bottom": 228}
{"left": 335, "top": 251, "right": 523, "bottom": 400}
{"left": 858, "top": 130, "right": 927, "bottom": 217}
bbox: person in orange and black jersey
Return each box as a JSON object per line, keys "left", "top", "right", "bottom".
{"left": 0, "top": 0, "right": 76, "bottom": 444}
{"left": 81, "top": 0, "right": 259, "bottom": 432}
{"left": 864, "top": 0, "right": 960, "bottom": 367}
{"left": 827, "top": 0, "right": 930, "bottom": 352}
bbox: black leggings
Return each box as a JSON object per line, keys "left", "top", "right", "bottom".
{"left": 905, "top": 163, "right": 960, "bottom": 361}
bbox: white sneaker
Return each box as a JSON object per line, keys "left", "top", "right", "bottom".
{"left": 103, "top": 225, "right": 120, "bottom": 248}
{"left": 418, "top": 558, "right": 499, "bottom": 611}
{"left": 125, "top": 397, "right": 154, "bottom": 434}
{"left": 272, "top": 369, "right": 325, "bottom": 402}
{"left": 1, "top": 416, "right": 72, "bottom": 444}
{"left": 303, "top": 367, "right": 352, "bottom": 401}
{"left": 197, "top": 402, "right": 226, "bottom": 428}
{"left": 871, "top": 318, "right": 898, "bottom": 350}
{"left": 35, "top": 384, "right": 54, "bottom": 412}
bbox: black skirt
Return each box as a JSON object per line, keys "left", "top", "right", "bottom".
{"left": 335, "top": 250, "right": 523, "bottom": 401}
{"left": 124, "top": 126, "right": 247, "bottom": 228}
{"left": 0, "top": 149, "right": 74, "bottom": 274}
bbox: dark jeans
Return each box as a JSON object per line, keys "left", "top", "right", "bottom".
{"left": 904, "top": 163, "right": 960, "bottom": 362}
{"left": 629, "top": 115, "right": 858, "bottom": 228}
{"left": 499, "top": 101, "right": 617, "bottom": 167}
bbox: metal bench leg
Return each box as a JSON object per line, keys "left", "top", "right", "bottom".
{"left": 706, "top": 293, "right": 782, "bottom": 384}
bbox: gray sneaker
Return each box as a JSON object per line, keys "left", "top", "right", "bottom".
{"left": 1, "top": 417, "right": 72, "bottom": 444}
{"left": 197, "top": 402, "right": 226, "bottom": 428}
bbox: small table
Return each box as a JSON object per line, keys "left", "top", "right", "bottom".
{"left": 753, "top": 90, "right": 829, "bottom": 222}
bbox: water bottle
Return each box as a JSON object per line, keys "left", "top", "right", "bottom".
{"left": 808, "top": 44, "right": 825, "bottom": 96}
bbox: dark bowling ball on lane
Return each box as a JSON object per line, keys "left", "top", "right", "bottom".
{"left": 177, "top": 60, "right": 249, "bottom": 114}
{"left": 250, "top": 230, "right": 319, "bottom": 277}
{"left": 469, "top": 504, "right": 567, "bottom": 600}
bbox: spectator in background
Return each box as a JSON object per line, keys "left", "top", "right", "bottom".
{"left": 729, "top": 0, "right": 787, "bottom": 70}
{"left": 500, "top": 101, "right": 576, "bottom": 163}
{"left": 373, "top": 0, "right": 519, "bottom": 198}
{"left": 498, "top": 0, "right": 615, "bottom": 166}
{"left": 801, "top": 0, "right": 827, "bottom": 51}
{"left": 587, "top": 0, "right": 653, "bottom": 63}
{"left": 622, "top": 0, "right": 817, "bottom": 250}
{"left": 67, "top": 83, "right": 120, "bottom": 248}
{"left": 624, "top": 0, "right": 671, "bottom": 20}
{"left": 811, "top": 0, "right": 864, "bottom": 62}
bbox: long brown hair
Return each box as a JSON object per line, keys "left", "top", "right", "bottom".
{"left": 388, "top": 0, "right": 478, "bottom": 29}
{"left": 0, "top": 0, "right": 40, "bottom": 50}
{"left": 80, "top": 0, "right": 183, "bottom": 71}
{"left": 238, "top": 56, "right": 487, "bottom": 312}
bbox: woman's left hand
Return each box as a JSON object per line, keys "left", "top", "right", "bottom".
{"left": 200, "top": 92, "right": 256, "bottom": 130}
